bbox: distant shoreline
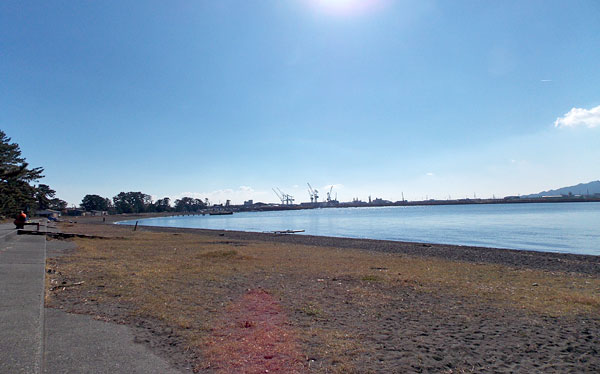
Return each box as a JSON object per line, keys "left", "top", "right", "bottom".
{"left": 81, "top": 197, "right": 600, "bottom": 219}
{"left": 245, "top": 196, "right": 600, "bottom": 212}
{"left": 183, "top": 196, "right": 600, "bottom": 213}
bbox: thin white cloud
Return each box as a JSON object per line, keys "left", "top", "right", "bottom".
{"left": 426, "top": 172, "right": 434, "bottom": 176}
{"left": 540, "top": 79, "right": 552, "bottom": 82}
{"left": 554, "top": 105, "right": 600, "bottom": 129}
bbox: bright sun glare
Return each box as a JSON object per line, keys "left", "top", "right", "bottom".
{"left": 309, "top": 0, "right": 386, "bottom": 16}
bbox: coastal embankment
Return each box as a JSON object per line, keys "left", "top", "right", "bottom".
{"left": 45, "top": 217, "right": 600, "bottom": 373}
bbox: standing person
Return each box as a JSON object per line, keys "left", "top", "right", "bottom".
{"left": 14, "top": 211, "right": 27, "bottom": 229}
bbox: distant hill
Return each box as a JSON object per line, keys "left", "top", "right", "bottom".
{"left": 523, "top": 180, "right": 600, "bottom": 198}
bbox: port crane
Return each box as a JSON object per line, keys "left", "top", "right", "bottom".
{"left": 307, "top": 183, "right": 319, "bottom": 203}
{"left": 272, "top": 188, "right": 295, "bottom": 205}
{"left": 326, "top": 185, "right": 334, "bottom": 203}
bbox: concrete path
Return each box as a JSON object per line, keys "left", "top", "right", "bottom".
{"left": 0, "top": 233, "right": 46, "bottom": 374}
{"left": 44, "top": 309, "right": 183, "bottom": 374}
{"left": 0, "top": 224, "right": 184, "bottom": 374}
{"left": 0, "top": 222, "right": 17, "bottom": 243}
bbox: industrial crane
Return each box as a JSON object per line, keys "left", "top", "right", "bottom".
{"left": 307, "top": 183, "right": 319, "bottom": 203}
{"left": 273, "top": 188, "right": 283, "bottom": 203}
{"left": 326, "top": 185, "right": 334, "bottom": 202}
{"left": 281, "top": 189, "right": 294, "bottom": 205}
{"left": 272, "top": 188, "right": 295, "bottom": 205}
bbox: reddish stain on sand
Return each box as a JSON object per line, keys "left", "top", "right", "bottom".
{"left": 203, "top": 289, "right": 306, "bottom": 374}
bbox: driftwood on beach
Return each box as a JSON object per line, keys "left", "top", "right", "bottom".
{"left": 266, "top": 229, "right": 306, "bottom": 235}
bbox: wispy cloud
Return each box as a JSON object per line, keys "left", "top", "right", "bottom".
{"left": 540, "top": 79, "right": 552, "bottom": 82}
{"left": 554, "top": 105, "right": 600, "bottom": 129}
{"left": 426, "top": 172, "right": 435, "bottom": 176}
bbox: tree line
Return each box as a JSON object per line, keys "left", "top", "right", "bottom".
{"left": 0, "top": 130, "right": 67, "bottom": 218}
{"left": 1, "top": 129, "right": 208, "bottom": 218}
{"left": 80, "top": 193, "right": 208, "bottom": 214}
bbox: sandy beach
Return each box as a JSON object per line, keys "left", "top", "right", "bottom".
{"left": 45, "top": 216, "right": 600, "bottom": 373}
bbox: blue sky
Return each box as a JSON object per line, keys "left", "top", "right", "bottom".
{"left": 2, "top": 0, "right": 599, "bottom": 205}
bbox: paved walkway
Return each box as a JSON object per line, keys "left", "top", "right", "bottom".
{"left": 0, "top": 223, "right": 184, "bottom": 374}
{"left": 0, "top": 222, "right": 17, "bottom": 243}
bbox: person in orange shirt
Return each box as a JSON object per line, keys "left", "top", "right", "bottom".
{"left": 14, "top": 211, "right": 27, "bottom": 229}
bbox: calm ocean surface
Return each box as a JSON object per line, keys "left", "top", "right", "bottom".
{"left": 118, "top": 202, "right": 600, "bottom": 256}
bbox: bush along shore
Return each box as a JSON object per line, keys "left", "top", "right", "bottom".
{"left": 45, "top": 220, "right": 600, "bottom": 373}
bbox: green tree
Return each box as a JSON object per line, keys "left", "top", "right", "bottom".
{"left": 0, "top": 130, "right": 45, "bottom": 216}
{"left": 174, "top": 197, "right": 206, "bottom": 212}
{"left": 113, "top": 192, "right": 152, "bottom": 214}
{"left": 154, "top": 197, "right": 171, "bottom": 212}
{"left": 49, "top": 198, "right": 68, "bottom": 210}
{"left": 81, "top": 194, "right": 111, "bottom": 211}
{"left": 36, "top": 184, "right": 56, "bottom": 210}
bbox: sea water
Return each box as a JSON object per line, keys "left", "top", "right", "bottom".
{"left": 118, "top": 202, "right": 600, "bottom": 256}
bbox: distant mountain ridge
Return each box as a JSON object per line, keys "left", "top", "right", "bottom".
{"left": 523, "top": 180, "right": 600, "bottom": 198}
